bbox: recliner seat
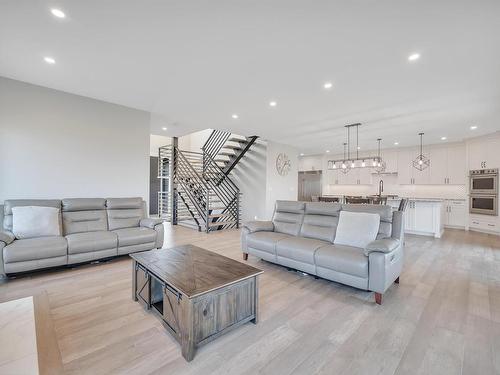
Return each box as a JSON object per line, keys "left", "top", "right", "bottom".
{"left": 0, "top": 197, "right": 164, "bottom": 277}
{"left": 241, "top": 200, "right": 404, "bottom": 304}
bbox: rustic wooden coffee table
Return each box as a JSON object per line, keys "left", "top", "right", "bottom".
{"left": 130, "top": 244, "right": 263, "bottom": 361}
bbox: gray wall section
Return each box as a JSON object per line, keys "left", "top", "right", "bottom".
{"left": 0, "top": 77, "right": 150, "bottom": 204}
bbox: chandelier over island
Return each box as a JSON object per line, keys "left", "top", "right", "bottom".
{"left": 327, "top": 123, "right": 385, "bottom": 173}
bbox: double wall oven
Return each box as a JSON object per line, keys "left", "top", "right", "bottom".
{"left": 469, "top": 169, "right": 498, "bottom": 216}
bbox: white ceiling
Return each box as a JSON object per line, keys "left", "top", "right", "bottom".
{"left": 1, "top": 0, "right": 500, "bottom": 154}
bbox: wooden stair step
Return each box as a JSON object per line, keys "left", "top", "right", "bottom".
{"left": 208, "top": 220, "right": 237, "bottom": 227}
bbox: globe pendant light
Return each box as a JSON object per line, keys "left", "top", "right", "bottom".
{"left": 412, "top": 132, "right": 430, "bottom": 171}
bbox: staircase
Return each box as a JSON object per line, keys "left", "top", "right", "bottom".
{"left": 158, "top": 130, "right": 258, "bottom": 232}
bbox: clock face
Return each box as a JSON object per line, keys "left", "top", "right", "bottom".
{"left": 276, "top": 153, "right": 291, "bottom": 176}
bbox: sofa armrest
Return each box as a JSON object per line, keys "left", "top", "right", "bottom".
{"left": 0, "top": 230, "right": 15, "bottom": 246}
{"left": 364, "top": 238, "right": 400, "bottom": 256}
{"left": 243, "top": 221, "right": 274, "bottom": 234}
{"left": 140, "top": 218, "right": 163, "bottom": 229}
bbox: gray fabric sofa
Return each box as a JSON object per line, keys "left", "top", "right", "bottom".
{"left": 0, "top": 197, "right": 164, "bottom": 277}
{"left": 241, "top": 201, "right": 404, "bottom": 304}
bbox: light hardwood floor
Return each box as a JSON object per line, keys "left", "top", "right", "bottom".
{"left": 1, "top": 225, "right": 500, "bottom": 375}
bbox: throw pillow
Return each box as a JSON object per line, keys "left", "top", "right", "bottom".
{"left": 334, "top": 211, "right": 380, "bottom": 248}
{"left": 12, "top": 206, "right": 61, "bottom": 239}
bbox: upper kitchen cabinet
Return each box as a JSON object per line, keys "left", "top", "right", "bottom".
{"left": 397, "top": 147, "right": 430, "bottom": 185}
{"left": 468, "top": 137, "right": 500, "bottom": 170}
{"left": 398, "top": 143, "right": 465, "bottom": 185}
{"left": 429, "top": 143, "right": 465, "bottom": 185}
{"left": 380, "top": 149, "right": 398, "bottom": 173}
{"left": 446, "top": 144, "right": 466, "bottom": 184}
{"left": 298, "top": 155, "right": 324, "bottom": 171}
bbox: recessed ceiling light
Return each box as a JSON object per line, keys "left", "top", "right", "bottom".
{"left": 269, "top": 101, "right": 277, "bottom": 107}
{"left": 408, "top": 53, "right": 420, "bottom": 62}
{"left": 300, "top": 153, "right": 304, "bottom": 156}
{"left": 326, "top": 150, "right": 330, "bottom": 153}
{"left": 323, "top": 82, "right": 333, "bottom": 90}
{"left": 162, "top": 127, "right": 167, "bottom": 131}
{"left": 394, "top": 142, "right": 399, "bottom": 145}
{"left": 44, "top": 56, "right": 56, "bottom": 64}
{"left": 441, "top": 136, "right": 447, "bottom": 140}
{"left": 357, "top": 146, "right": 361, "bottom": 150}
{"left": 231, "top": 114, "right": 239, "bottom": 119}
{"left": 470, "top": 125, "right": 478, "bottom": 130}
{"left": 50, "top": 8, "right": 66, "bottom": 18}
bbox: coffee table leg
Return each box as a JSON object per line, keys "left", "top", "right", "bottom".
{"left": 252, "top": 276, "right": 259, "bottom": 324}
{"left": 132, "top": 260, "right": 138, "bottom": 301}
{"left": 180, "top": 297, "right": 196, "bottom": 361}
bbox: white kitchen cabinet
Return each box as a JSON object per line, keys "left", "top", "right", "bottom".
{"left": 468, "top": 137, "right": 500, "bottom": 170}
{"left": 429, "top": 147, "right": 448, "bottom": 185}
{"left": 397, "top": 149, "right": 413, "bottom": 184}
{"left": 399, "top": 144, "right": 465, "bottom": 185}
{"left": 397, "top": 147, "right": 430, "bottom": 185}
{"left": 358, "top": 167, "right": 372, "bottom": 184}
{"left": 381, "top": 149, "right": 398, "bottom": 173}
{"left": 469, "top": 215, "right": 499, "bottom": 234}
{"left": 405, "top": 200, "right": 444, "bottom": 238}
{"left": 446, "top": 144, "right": 466, "bottom": 184}
{"left": 444, "top": 200, "right": 466, "bottom": 228}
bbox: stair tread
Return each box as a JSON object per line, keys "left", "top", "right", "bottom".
{"left": 228, "top": 137, "right": 248, "bottom": 143}
{"left": 208, "top": 220, "right": 237, "bottom": 227}
{"left": 222, "top": 145, "right": 243, "bottom": 150}
{"left": 218, "top": 151, "right": 235, "bottom": 156}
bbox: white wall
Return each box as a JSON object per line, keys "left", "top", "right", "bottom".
{"left": 178, "top": 129, "right": 212, "bottom": 152}
{"left": 150, "top": 135, "right": 171, "bottom": 157}
{"left": 230, "top": 139, "right": 268, "bottom": 222}
{"left": 0, "top": 77, "right": 151, "bottom": 203}
{"left": 265, "top": 141, "right": 299, "bottom": 218}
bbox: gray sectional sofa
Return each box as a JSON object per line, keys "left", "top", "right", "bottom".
{"left": 241, "top": 201, "right": 404, "bottom": 304}
{"left": 0, "top": 197, "right": 164, "bottom": 277}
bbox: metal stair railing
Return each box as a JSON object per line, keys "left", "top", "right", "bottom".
{"left": 202, "top": 153, "right": 240, "bottom": 230}
{"left": 174, "top": 148, "right": 210, "bottom": 231}
{"left": 202, "top": 129, "right": 231, "bottom": 165}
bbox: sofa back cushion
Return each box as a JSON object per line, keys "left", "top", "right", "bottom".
{"left": 341, "top": 204, "right": 393, "bottom": 239}
{"left": 3, "top": 199, "right": 61, "bottom": 232}
{"left": 272, "top": 201, "right": 305, "bottom": 236}
{"left": 62, "top": 198, "right": 108, "bottom": 235}
{"left": 300, "top": 202, "right": 341, "bottom": 242}
{"left": 334, "top": 211, "right": 380, "bottom": 248}
{"left": 106, "top": 197, "right": 145, "bottom": 230}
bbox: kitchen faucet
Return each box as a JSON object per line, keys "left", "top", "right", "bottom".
{"left": 378, "top": 180, "right": 384, "bottom": 196}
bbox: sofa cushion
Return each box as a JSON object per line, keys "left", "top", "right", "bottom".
{"left": 315, "top": 244, "right": 368, "bottom": 278}
{"left": 62, "top": 198, "right": 106, "bottom": 212}
{"left": 113, "top": 227, "right": 156, "bottom": 247}
{"left": 272, "top": 201, "right": 305, "bottom": 236}
{"left": 276, "top": 237, "right": 329, "bottom": 264}
{"left": 106, "top": 197, "right": 145, "bottom": 231}
{"left": 62, "top": 210, "right": 108, "bottom": 235}
{"left": 66, "top": 231, "right": 118, "bottom": 254}
{"left": 334, "top": 211, "right": 380, "bottom": 248}
{"left": 300, "top": 202, "right": 341, "bottom": 242}
{"left": 3, "top": 236, "right": 67, "bottom": 263}
{"left": 246, "top": 231, "right": 291, "bottom": 254}
{"left": 12, "top": 206, "right": 61, "bottom": 239}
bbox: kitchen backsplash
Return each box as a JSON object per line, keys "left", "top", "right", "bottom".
{"left": 323, "top": 174, "right": 467, "bottom": 199}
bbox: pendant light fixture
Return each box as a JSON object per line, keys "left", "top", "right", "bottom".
{"left": 412, "top": 132, "right": 430, "bottom": 171}
{"left": 327, "top": 123, "right": 383, "bottom": 172}
{"left": 374, "top": 138, "right": 386, "bottom": 173}
{"left": 341, "top": 142, "right": 350, "bottom": 174}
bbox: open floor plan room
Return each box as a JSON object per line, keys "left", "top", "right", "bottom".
{"left": 1, "top": 1, "right": 500, "bottom": 374}
{"left": 1, "top": 225, "right": 499, "bottom": 374}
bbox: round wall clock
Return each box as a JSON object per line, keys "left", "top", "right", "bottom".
{"left": 276, "top": 153, "right": 291, "bottom": 176}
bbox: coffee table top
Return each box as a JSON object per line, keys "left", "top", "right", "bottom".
{"left": 130, "top": 244, "right": 263, "bottom": 298}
